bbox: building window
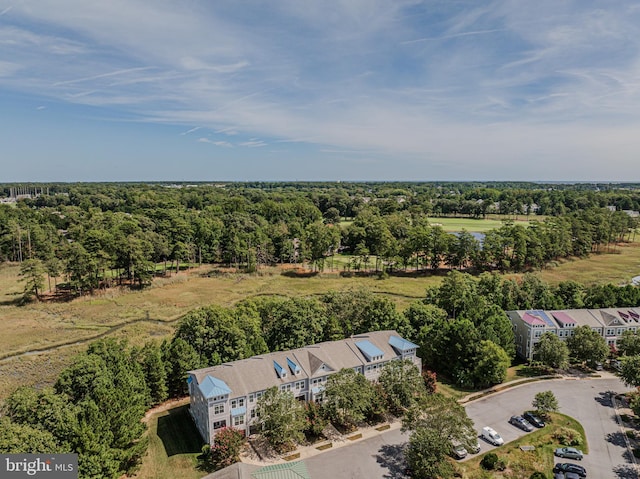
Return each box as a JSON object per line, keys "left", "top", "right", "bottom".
{"left": 617, "top": 328, "right": 624, "bottom": 335}
{"left": 295, "top": 380, "right": 305, "bottom": 390}
{"left": 607, "top": 329, "right": 615, "bottom": 336}
{"left": 256, "top": 392, "right": 263, "bottom": 400}
{"left": 213, "top": 404, "right": 225, "bottom": 415}
{"left": 250, "top": 409, "right": 256, "bottom": 419}
{"left": 280, "top": 384, "right": 292, "bottom": 392}
{"left": 249, "top": 393, "right": 254, "bottom": 403}
{"left": 213, "top": 420, "right": 226, "bottom": 429}
{"left": 312, "top": 377, "right": 324, "bottom": 386}
{"left": 233, "top": 415, "right": 245, "bottom": 427}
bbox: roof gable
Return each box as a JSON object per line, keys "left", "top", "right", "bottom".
{"left": 389, "top": 335, "right": 418, "bottom": 352}
{"left": 355, "top": 340, "right": 384, "bottom": 362}
{"left": 199, "top": 376, "right": 232, "bottom": 399}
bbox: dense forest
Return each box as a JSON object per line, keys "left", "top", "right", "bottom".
{"left": 1, "top": 182, "right": 639, "bottom": 298}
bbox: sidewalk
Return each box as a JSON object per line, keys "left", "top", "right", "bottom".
{"left": 241, "top": 419, "right": 404, "bottom": 466}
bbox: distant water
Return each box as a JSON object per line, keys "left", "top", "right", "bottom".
{"left": 633, "top": 276, "right": 640, "bottom": 286}
{"left": 452, "top": 231, "right": 486, "bottom": 243}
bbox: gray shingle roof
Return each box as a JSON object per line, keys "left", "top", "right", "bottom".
{"left": 190, "top": 330, "right": 403, "bottom": 399}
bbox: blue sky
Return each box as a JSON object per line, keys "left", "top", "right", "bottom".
{"left": 2, "top": 1, "right": 640, "bottom": 182}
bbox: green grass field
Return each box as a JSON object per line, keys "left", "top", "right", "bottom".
{"left": 133, "top": 403, "right": 205, "bottom": 479}
{"left": 426, "top": 215, "right": 541, "bottom": 233}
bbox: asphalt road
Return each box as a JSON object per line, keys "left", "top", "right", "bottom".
{"left": 303, "top": 376, "right": 637, "bottom": 479}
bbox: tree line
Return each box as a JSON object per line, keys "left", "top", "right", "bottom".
{"left": 2, "top": 182, "right": 638, "bottom": 299}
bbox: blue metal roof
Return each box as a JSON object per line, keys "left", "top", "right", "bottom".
{"left": 287, "top": 357, "right": 301, "bottom": 374}
{"left": 527, "top": 310, "right": 556, "bottom": 328}
{"left": 198, "top": 376, "right": 231, "bottom": 399}
{"left": 389, "top": 335, "right": 419, "bottom": 352}
{"left": 355, "top": 340, "right": 384, "bottom": 361}
{"left": 231, "top": 406, "right": 247, "bottom": 417}
{"left": 274, "top": 360, "right": 286, "bottom": 377}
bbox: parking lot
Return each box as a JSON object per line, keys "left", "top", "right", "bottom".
{"left": 303, "top": 376, "right": 636, "bottom": 478}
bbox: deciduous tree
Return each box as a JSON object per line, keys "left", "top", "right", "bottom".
{"left": 535, "top": 332, "right": 569, "bottom": 369}
{"left": 256, "top": 387, "right": 306, "bottom": 450}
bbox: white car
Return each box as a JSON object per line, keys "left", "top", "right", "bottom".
{"left": 481, "top": 426, "right": 504, "bottom": 446}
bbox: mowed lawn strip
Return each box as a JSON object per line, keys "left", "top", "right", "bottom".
{"left": 456, "top": 412, "right": 587, "bottom": 479}
{"left": 134, "top": 404, "right": 205, "bottom": 479}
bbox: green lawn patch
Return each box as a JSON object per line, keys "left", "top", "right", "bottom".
{"left": 455, "top": 412, "right": 587, "bottom": 479}
{"left": 132, "top": 405, "right": 205, "bottom": 479}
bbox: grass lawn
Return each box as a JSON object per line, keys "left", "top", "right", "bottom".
{"left": 133, "top": 404, "right": 205, "bottom": 479}
{"left": 426, "top": 215, "right": 540, "bottom": 233}
{"left": 455, "top": 412, "right": 587, "bottom": 478}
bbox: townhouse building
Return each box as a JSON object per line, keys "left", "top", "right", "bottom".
{"left": 188, "top": 330, "right": 420, "bottom": 444}
{"left": 508, "top": 307, "right": 640, "bottom": 360}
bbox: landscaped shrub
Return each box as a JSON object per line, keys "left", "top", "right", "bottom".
{"left": 627, "top": 430, "right": 636, "bottom": 439}
{"left": 209, "top": 427, "right": 246, "bottom": 469}
{"left": 496, "top": 459, "right": 507, "bottom": 471}
{"left": 480, "top": 452, "right": 498, "bottom": 470}
{"left": 553, "top": 427, "right": 583, "bottom": 446}
{"left": 633, "top": 448, "right": 640, "bottom": 459}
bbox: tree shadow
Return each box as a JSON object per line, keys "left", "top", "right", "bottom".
{"left": 613, "top": 463, "right": 639, "bottom": 479}
{"left": 594, "top": 391, "right": 615, "bottom": 408}
{"left": 156, "top": 405, "right": 204, "bottom": 456}
{"left": 606, "top": 431, "right": 629, "bottom": 448}
{"left": 376, "top": 443, "right": 409, "bottom": 479}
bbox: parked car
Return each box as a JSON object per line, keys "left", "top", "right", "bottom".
{"left": 451, "top": 444, "right": 468, "bottom": 459}
{"left": 554, "top": 447, "right": 584, "bottom": 460}
{"left": 610, "top": 359, "right": 622, "bottom": 371}
{"left": 470, "top": 441, "right": 481, "bottom": 454}
{"left": 523, "top": 411, "right": 545, "bottom": 428}
{"left": 553, "top": 462, "right": 587, "bottom": 477}
{"left": 481, "top": 426, "right": 504, "bottom": 446}
{"left": 509, "top": 415, "right": 534, "bottom": 432}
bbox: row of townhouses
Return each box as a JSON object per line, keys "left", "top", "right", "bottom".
{"left": 188, "top": 330, "right": 420, "bottom": 444}
{"left": 507, "top": 307, "right": 640, "bottom": 360}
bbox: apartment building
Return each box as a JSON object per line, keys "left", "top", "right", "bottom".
{"left": 188, "top": 330, "right": 420, "bottom": 444}
{"left": 508, "top": 307, "right": 640, "bottom": 359}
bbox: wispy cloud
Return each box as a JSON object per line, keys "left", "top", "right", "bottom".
{"left": 239, "top": 139, "right": 267, "bottom": 148}
{"left": 2, "top": 1, "right": 640, "bottom": 179}
{"left": 197, "top": 137, "right": 232, "bottom": 147}
{"left": 181, "top": 126, "right": 201, "bottom": 135}
{"left": 0, "top": 6, "right": 12, "bottom": 16}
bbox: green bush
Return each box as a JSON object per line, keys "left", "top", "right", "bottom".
{"left": 626, "top": 430, "right": 636, "bottom": 439}
{"left": 553, "top": 427, "right": 583, "bottom": 446}
{"left": 633, "top": 448, "right": 640, "bottom": 459}
{"left": 496, "top": 459, "right": 507, "bottom": 471}
{"left": 530, "top": 472, "right": 547, "bottom": 479}
{"left": 480, "top": 453, "right": 498, "bottom": 470}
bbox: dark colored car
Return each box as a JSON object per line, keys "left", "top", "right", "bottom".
{"left": 523, "top": 411, "right": 545, "bottom": 428}
{"left": 553, "top": 462, "right": 587, "bottom": 477}
{"left": 509, "top": 415, "right": 534, "bottom": 432}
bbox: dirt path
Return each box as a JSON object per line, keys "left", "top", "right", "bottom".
{"left": 143, "top": 396, "right": 190, "bottom": 423}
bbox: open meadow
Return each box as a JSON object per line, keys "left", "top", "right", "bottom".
{"left": 0, "top": 238, "right": 639, "bottom": 400}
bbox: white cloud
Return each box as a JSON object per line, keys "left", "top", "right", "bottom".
{"left": 2, "top": 1, "right": 640, "bottom": 178}
{"left": 197, "top": 137, "right": 232, "bottom": 147}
